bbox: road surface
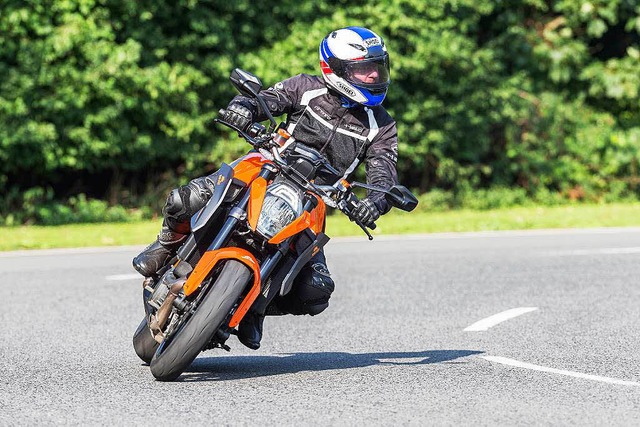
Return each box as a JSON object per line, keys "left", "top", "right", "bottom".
{"left": 1, "top": 228, "right": 639, "bottom": 424}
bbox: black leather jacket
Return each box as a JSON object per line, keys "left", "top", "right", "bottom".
{"left": 229, "top": 74, "right": 399, "bottom": 214}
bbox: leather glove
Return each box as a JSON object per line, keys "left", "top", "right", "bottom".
{"left": 222, "top": 103, "right": 253, "bottom": 131}
{"left": 351, "top": 198, "right": 380, "bottom": 228}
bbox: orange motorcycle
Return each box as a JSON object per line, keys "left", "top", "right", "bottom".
{"left": 132, "top": 69, "right": 418, "bottom": 381}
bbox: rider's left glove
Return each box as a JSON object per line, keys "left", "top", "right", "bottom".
{"left": 352, "top": 198, "right": 380, "bottom": 228}
{"left": 224, "top": 103, "right": 253, "bottom": 131}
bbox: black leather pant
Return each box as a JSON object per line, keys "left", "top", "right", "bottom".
{"left": 273, "top": 249, "right": 335, "bottom": 316}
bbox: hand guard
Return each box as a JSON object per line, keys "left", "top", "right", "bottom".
{"left": 221, "top": 103, "right": 253, "bottom": 132}
{"left": 351, "top": 198, "right": 380, "bottom": 228}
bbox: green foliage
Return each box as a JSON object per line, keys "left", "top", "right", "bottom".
{"left": 1, "top": 0, "right": 639, "bottom": 224}
{"left": 31, "top": 194, "right": 152, "bottom": 225}
{"left": 418, "top": 185, "right": 573, "bottom": 211}
{"left": 0, "top": 188, "right": 152, "bottom": 226}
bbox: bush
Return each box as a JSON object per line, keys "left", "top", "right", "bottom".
{"left": 1, "top": 192, "right": 153, "bottom": 226}
{"left": 457, "top": 187, "right": 532, "bottom": 211}
{"left": 415, "top": 184, "right": 638, "bottom": 212}
{"left": 1, "top": 1, "right": 639, "bottom": 224}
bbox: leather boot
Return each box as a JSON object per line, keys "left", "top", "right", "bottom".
{"left": 237, "top": 311, "right": 265, "bottom": 350}
{"left": 132, "top": 227, "right": 187, "bottom": 277}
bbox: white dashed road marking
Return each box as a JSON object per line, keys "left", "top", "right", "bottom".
{"left": 547, "top": 247, "right": 640, "bottom": 256}
{"left": 106, "top": 273, "right": 141, "bottom": 281}
{"left": 481, "top": 356, "right": 640, "bottom": 387}
{"left": 464, "top": 307, "right": 538, "bottom": 332}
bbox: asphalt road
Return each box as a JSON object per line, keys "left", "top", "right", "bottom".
{"left": 1, "top": 228, "right": 640, "bottom": 425}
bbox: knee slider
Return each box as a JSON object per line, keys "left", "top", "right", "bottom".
{"left": 163, "top": 179, "right": 212, "bottom": 225}
{"left": 162, "top": 188, "right": 192, "bottom": 234}
{"left": 163, "top": 188, "right": 185, "bottom": 218}
{"left": 187, "top": 177, "right": 214, "bottom": 205}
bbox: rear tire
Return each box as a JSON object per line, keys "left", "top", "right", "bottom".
{"left": 149, "top": 260, "right": 251, "bottom": 381}
{"left": 133, "top": 318, "right": 159, "bottom": 364}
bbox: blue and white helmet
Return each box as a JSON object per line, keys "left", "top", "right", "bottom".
{"left": 319, "top": 26, "right": 390, "bottom": 107}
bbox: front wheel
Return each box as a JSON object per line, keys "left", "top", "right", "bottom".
{"left": 149, "top": 260, "right": 251, "bottom": 381}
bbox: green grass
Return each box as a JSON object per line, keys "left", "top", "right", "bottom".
{"left": 4, "top": 203, "right": 640, "bottom": 251}
{"left": 1, "top": 221, "right": 162, "bottom": 251}
{"left": 333, "top": 203, "right": 640, "bottom": 236}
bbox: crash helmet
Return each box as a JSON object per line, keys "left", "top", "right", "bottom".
{"left": 319, "top": 26, "right": 390, "bottom": 107}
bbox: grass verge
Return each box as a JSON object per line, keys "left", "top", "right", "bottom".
{"left": 3, "top": 203, "right": 640, "bottom": 251}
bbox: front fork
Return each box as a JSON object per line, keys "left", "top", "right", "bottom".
{"left": 176, "top": 164, "right": 278, "bottom": 265}
{"left": 181, "top": 161, "right": 317, "bottom": 284}
{"left": 146, "top": 163, "right": 319, "bottom": 343}
{"left": 144, "top": 165, "right": 277, "bottom": 339}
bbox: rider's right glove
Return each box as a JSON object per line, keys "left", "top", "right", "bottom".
{"left": 351, "top": 198, "right": 380, "bottom": 228}
{"left": 223, "top": 103, "right": 253, "bottom": 131}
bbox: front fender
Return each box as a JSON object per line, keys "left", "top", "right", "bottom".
{"left": 183, "top": 247, "right": 262, "bottom": 328}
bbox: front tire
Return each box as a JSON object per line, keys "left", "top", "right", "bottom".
{"left": 149, "top": 260, "right": 251, "bottom": 381}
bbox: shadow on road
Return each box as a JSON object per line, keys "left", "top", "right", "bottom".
{"left": 179, "top": 349, "right": 483, "bottom": 382}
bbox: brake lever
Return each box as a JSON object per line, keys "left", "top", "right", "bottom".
{"left": 214, "top": 117, "right": 247, "bottom": 136}
{"left": 354, "top": 218, "right": 374, "bottom": 241}
{"left": 340, "top": 199, "right": 374, "bottom": 240}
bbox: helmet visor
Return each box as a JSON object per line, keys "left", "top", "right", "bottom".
{"left": 343, "top": 56, "right": 390, "bottom": 87}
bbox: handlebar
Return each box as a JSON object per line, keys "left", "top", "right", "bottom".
{"left": 215, "top": 111, "right": 271, "bottom": 149}
{"left": 216, "top": 108, "right": 378, "bottom": 239}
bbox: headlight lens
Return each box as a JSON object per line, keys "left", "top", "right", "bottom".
{"left": 256, "top": 183, "right": 302, "bottom": 239}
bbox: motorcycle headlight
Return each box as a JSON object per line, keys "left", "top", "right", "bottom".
{"left": 256, "top": 183, "right": 303, "bottom": 239}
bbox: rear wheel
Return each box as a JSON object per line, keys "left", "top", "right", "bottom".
{"left": 132, "top": 318, "right": 159, "bottom": 364}
{"left": 149, "top": 260, "right": 251, "bottom": 381}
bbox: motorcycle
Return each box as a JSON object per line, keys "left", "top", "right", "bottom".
{"left": 132, "top": 69, "right": 418, "bottom": 381}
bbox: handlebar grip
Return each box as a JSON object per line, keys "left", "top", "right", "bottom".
{"left": 344, "top": 193, "right": 377, "bottom": 231}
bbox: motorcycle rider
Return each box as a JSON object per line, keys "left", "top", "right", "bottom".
{"left": 133, "top": 26, "right": 399, "bottom": 350}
